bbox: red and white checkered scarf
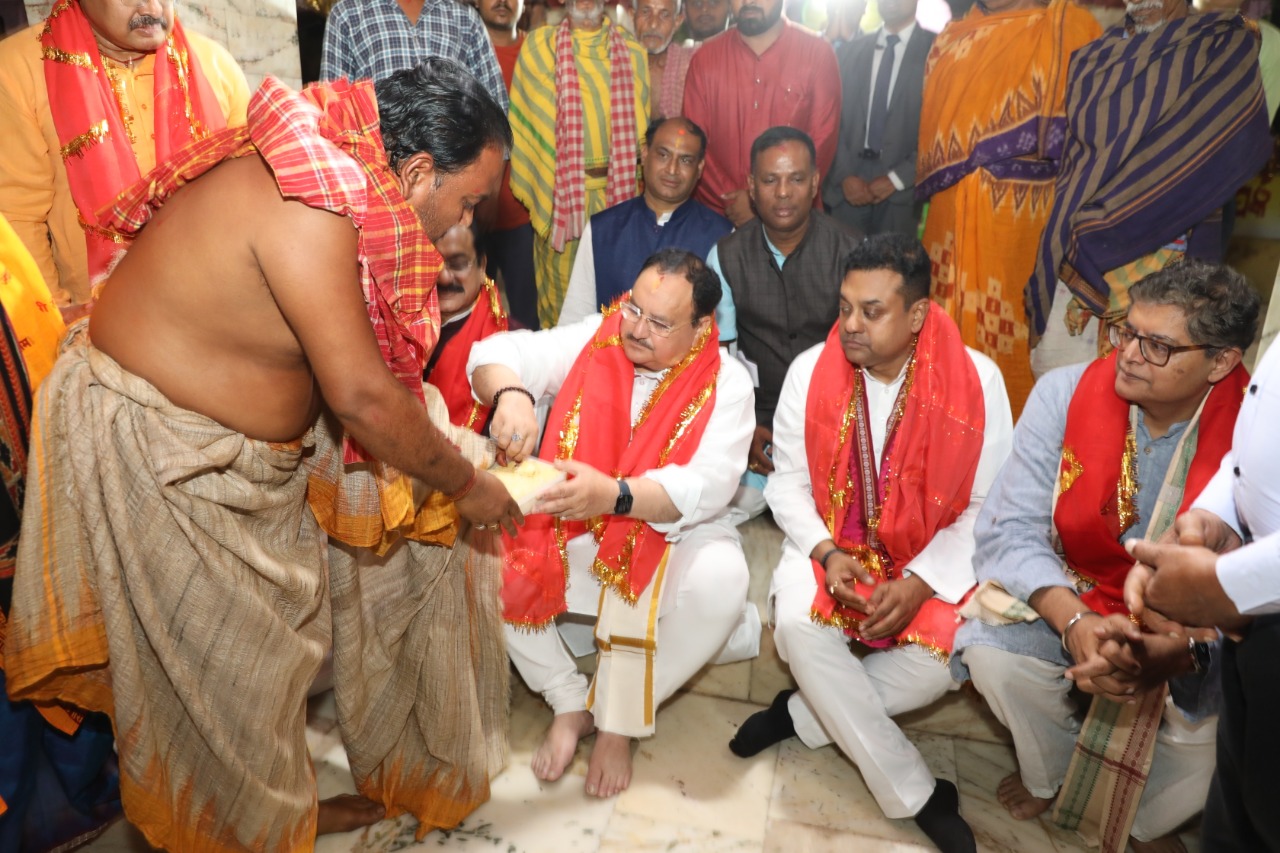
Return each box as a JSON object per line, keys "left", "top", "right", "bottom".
{"left": 549, "top": 19, "right": 639, "bottom": 252}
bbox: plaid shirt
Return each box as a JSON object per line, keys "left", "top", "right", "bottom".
{"left": 320, "top": 0, "right": 509, "bottom": 110}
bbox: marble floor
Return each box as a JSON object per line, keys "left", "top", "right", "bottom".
{"left": 84, "top": 516, "right": 1202, "bottom": 853}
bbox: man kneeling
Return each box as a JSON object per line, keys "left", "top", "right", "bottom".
{"left": 469, "top": 249, "right": 758, "bottom": 797}
{"left": 728, "top": 234, "right": 1013, "bottom": 853}
{"left": 954, "top": 260, "right": 1258, "bottom": 853}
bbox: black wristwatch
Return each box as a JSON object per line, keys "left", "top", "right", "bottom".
{"left": 614, "top": 478, "right": 633, "bottom": 515}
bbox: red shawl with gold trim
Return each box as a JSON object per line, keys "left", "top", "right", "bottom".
{"left": 43, "top": 0, "right": 227, "bottom": 284}
{"left": 806, "top": 307, "right": 985, "bottom": 655}
{"left": 502, "top": 304, "right": 719, "bottom": 628}
{"left": 428, "top": 279, "right": 508, "bottom": 432}
{"left": 1054, "top": 353, "right": 1247, "bottom": 614}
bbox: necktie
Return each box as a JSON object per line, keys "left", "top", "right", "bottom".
{"left": 865, "top": 33, "right": 900, "bottom": 155}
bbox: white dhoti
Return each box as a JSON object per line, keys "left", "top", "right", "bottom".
{"left": 770, "top": 541, "right": 958, "bottom": 819}
{"left": 965, "top": 644, "right": 1216, "bottom": 842}
{"left": 506, "top": 518, "right": 757, "bottom": 736}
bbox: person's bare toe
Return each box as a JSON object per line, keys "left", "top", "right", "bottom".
{"left": 316, "top": 794, "right": 385, "bottom": 836}
{"left": 531, "top": 710, "right": 595, "bottom": 782}
{"left": 996, "top": 772, "right": 1054, "bottom": 820}
{"left": 584, "top": 731, "right": 633, "bottom": 798}
{"left": 1130, "top": 833, "right": 1188, "bottom": 853}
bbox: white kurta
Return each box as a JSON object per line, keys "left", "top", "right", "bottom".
{"left": 764, "top": 340, "right": 1013, "bottom": 818}
{"left": 467, "top": 315, "right": 759, "bottom": 733}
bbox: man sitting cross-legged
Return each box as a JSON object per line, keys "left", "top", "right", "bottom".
{"left": 727, "top": 234, "right": 1012, "bottom": 853}
{"left": 954, "top": 259, "right": 1259, "bottom": 853}
{"left": 468, "top": 248, "right": 759, "bottom": 798}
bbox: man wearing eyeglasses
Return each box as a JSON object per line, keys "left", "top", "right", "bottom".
{"left": 467, "top": 248, "right": 758, "bottom": 799}
{"left": 953, "top": 260, "right": 1259, "bottom": 852}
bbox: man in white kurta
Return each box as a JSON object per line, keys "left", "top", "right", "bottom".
{"left": 468, "top": 249, "right": 757, "bottom": 799}
{"left": 729, "top": 234, "right": 1013, "bottom": 853}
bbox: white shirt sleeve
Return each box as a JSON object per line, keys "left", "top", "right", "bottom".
{"left": 1191, "top": 452, "right": 1244, "bottom": 540}
{"left": 1216, "top": 533, "right": 1280, "bottom": 616}
{"left": 644, "top": 354, "right": 755, "bottom": 538}
{"left": 900, "top": 348, "right": 1015, "bottom": 603}
{"left": 764, "top": 346, "right": 831, "bottom": 559}
{"left": 466, "top": 314, "right": 604, "bottom": 401}
{"left": 558, "top": 221, "right": 599, "bottom": 327}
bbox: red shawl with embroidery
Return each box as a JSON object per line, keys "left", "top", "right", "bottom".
{"left": 43, "top": 0, "right": 227, "bottom": 284}
{"left": 502, "top": 304, "right": 719, "bottom": 628}
{"left": 428, "top": 279, "right": 508, "bottom": 432}
{"left": 806, "top": 307, "right": 985, "bottom": 655}
{"left": 1054, "top": 353, "right": 1247, "bottom": 615}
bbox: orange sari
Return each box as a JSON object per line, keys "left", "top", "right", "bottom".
{"left": 918, "top": 0, "right": 1099, "bottom": 416}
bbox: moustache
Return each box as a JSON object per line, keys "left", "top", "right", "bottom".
{"left": 624, "top": 332, "right": 654, "bottom": 351}
{"left": 437, "top": 282, "right": 467, "bottom": 294}
{"left": 129, "top": 14, "right": 169, "bottom": 30}
{"left": 490, "top": 2, "right": 512, "bottom": 11}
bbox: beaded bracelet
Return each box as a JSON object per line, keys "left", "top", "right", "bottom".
{"left": 493, "top": 385, "right": 536, "bottom": 409}
{"left": 444, "top": 466, "right": 479, "bottom": 502}
{"left": 818, "top": 546, "right": 843, "bottom": 569}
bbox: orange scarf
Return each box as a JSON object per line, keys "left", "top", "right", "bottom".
{"left": 1054, "top": 354, "right": 1247, "bottom": 615}
{"left": 806, "top": 307, "right": 985, "bottom": 656}
{"left": 429, "top": 279, "right": 508, "bottom": 432}
{"left": 503, "top": 304, "right": 719, "bottom": 628}
{"left": 42, "top": 0, "right": 226, "bottom": 284}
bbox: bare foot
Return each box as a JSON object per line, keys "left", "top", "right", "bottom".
{"left": 584, "top": 731, "right": 633, "bottom": 798}
{"left": 531, "top": 710, "right": 596, "bottom": 782}
{"left": 996, "top": 772, "right": 1054, "bottom": 820}
{"left": 316, "top": 794, "right": 385, "bottom": 836}
{"left": 1130, "top": 833, "right": 1187, "bottom": 853}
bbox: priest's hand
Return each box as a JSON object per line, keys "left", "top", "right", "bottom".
{"left": 823, "top": 550, "right": 875, "bottom": 615}
{"left": 456, "top": 469, "right": 525, "bottom": 537}
{"left": 1175, "top": 508, "right": 1243, "bottom": 553}
{"left": 841, "top": 175, "right": 874, "bottom": 207}
{"left": 859, "top": 573, "right": 933, "bottom": 641}
{"left": 1125, "top": 538, "right": 1249, "bottom": 635}
{"left": 491, "top": 389, "right": 539, "bottom": 464}
{"left": 537, "top": 459, "right": 616, "bottom": 522}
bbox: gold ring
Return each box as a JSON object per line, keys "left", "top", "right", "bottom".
{"left": 828, "top": 583, "right": 837, "bottom": 596}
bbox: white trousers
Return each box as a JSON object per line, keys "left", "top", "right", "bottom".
{"left": 770, "top": 543, "right": 957, "bottom": 819}
{"left": 965, "top": 644, "right": 1216, "bottom": 842}
{"left": 506, "top": 520, "right": 754, "bottom": 732}
{"left": 1030, "top": 279, "right": 1100, "bottom": 379}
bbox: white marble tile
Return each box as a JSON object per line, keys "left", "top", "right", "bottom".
{"left": 763, "top": 820, "right": 933, "bottom": 853}
{"left": 598, "top": 811, "right": 761, "bottom": 852}
{"left": 685, "top": 656, "right": 754, "bottom": 702}
{"left": 748, "top": 622, "right": 797, "bottom": 706}
{"left": 767, "top": 731, "right": 955, "bottom": 846}
{"left": 613, "top": 692, "right": 776, "bottom": 841}
{"left": 952, "top": 739, "right": 1061, "bottom": 853}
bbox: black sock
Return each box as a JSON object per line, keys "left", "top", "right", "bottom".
{"left": 728, "top": 689, "right": 797, "bottom": 758}
{"left": 914, "top": 779, "right": 976, "bottom": 853}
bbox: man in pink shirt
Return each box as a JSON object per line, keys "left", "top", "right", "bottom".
{"left": 681, "top": 0, "right": 840, "bottom": 225}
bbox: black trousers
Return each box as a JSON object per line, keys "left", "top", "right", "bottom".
{"left": 1202, "top": 614, "right": 1280, "bottom": 851}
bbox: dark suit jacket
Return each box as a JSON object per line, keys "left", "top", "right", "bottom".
{"left": 821, "top": 26, "right": 935, "bottom": 215}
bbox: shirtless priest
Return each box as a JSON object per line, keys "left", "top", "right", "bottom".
{"left": 469, "top": 249, "right": 760, "bottom": 798}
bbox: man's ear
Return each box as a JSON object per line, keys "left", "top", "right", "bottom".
{"left": 1207, "top": 346, "right": 1243, "bottom": 384}
{"left": 909, "top": 297, "right": 929, "bottom": 334}
{"left": 397, "top": 151, "right": 438, "bottom": 198}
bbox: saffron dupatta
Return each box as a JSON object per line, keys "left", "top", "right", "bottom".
{"left": 502, "top": 303, "right": 720, "bottom": 629}
{"left": 805, "top": 307, "right": 985, "bottom": 656}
